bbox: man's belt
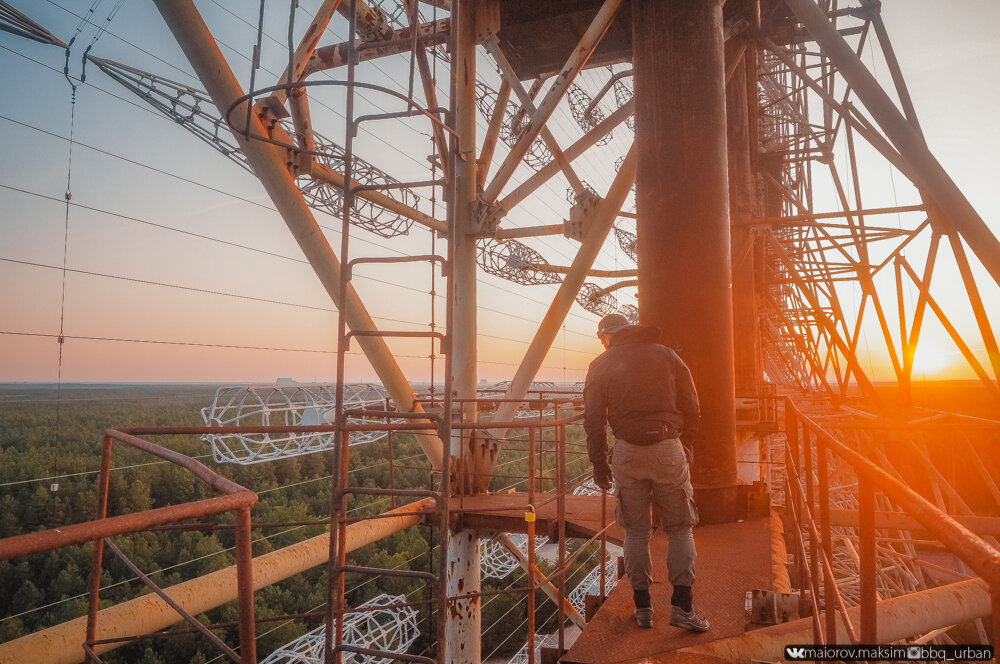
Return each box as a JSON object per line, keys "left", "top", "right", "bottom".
{"left": 625, "top": 422, "right": 682, "bottom": 446}
{"left": 625, "top": 436, "right": 683, "bottom": 447}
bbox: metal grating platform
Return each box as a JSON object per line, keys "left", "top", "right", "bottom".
{"left": 561, "top": 517, "right": 776, "bottom": 664}
{"left": 452, "top": 492, "right": 624, "bottom": 543}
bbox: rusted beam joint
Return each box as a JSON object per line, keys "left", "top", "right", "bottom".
{"left": 302, "top": 18, "right": 451, "bottom": 77}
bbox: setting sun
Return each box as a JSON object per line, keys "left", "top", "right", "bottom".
{"left": 911, "top": 343, "right": 957, "bottom": 377}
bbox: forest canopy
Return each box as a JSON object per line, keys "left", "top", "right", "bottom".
{"left": 0, "top": 384, "right": 598, "bottom": 663}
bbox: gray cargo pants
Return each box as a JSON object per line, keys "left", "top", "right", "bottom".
{"left": 611, "top": 438, "right": 698, "bottom": 592}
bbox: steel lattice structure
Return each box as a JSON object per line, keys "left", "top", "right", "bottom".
{"left": 3, "top": 0, "right": 1000, "bottom": 662}
{"left": 89, "top": 56, "right": 422, "bottom": 239}
{"left": 480, "top": 533, "right": 551, "bottom": 580}
{"left": 568, "top": 558, "right": 620, "bottom": 614}
{"left": 259, "top": 594, "right": 419, "bottom": 664}
{"left": 201, "top": 383, "right": 399, "bottom": 464}
{"left": 507, "top": 633, "right": 557, "bottom": 664}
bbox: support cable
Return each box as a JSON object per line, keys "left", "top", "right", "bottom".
{"left": 51, "top": 7, "right": 92, "bottom": 500}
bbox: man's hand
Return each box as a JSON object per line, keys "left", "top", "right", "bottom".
{"left": 593, "top": 464, "right": 613, "bottom": 491}
{"left": 683, "top": 444, "right": 694, "bottom": 465}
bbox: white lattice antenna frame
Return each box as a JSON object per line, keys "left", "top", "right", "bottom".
{"left": 480, "top": 381, "right": 558, "bottom": 419}
{"left": 481, "top": 537, "right": 519, "bottom": 579}
{"left": 573, "top": 476, "right": 615, "bottom": 495}
{"left": 201, "top": 383, "right": 401, "bottom": 464}
{"left": 260, "top": 594, "right": 419, "bottom": 664}
{"left": 507, "top": 633, "right": 558, "bottom": 664}
{"left": 507, "top": 532, "right": 550, "bottom": 551}
{"left": 568, "top": 558, "right": 620, "bottom": 613}
{"left": 480, "top": 533, "right": 550, "bottom": 579}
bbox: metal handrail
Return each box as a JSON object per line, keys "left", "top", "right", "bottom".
{"left": 0, "top": 400, "right": 603, "bottom": 664}
{"left": 784, "top": 397, "right": 1000, "bottom": 648}
{"left": 0, "top": 429, "right": 260, "bottom": 663}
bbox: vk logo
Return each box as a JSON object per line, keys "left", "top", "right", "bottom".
{"left": 785, "top": 646, "right": 807, "bottom": 660}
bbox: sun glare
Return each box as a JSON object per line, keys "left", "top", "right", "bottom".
{"left": 911, "top": 344, "right": 955, "bottom": 378}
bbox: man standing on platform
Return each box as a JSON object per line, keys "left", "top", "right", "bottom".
{"left": 584, "top": 313, "right": 709, "bottom": 632}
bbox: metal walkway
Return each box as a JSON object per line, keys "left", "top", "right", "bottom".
{"left": 562, "top": 517, "right": 776, "bottom": 664}
{"left": 454, "top": 492, "right": 623, "bottom": 543}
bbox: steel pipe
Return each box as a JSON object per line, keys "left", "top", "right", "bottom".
{"left": 829, "top": 508, "right": 1000, "bottom": 537}
{"left": 301, "top": 18, "right": 451, "bottom": 77}
{"left": 0, "top": 493, "right": 254, "bottom": 561}
{"left": 445, "top": 2, "right": 481, "bottom": 661}
{"left": 633, "top": 0, "right": 737, "bottom": 515}
{"left": 682, "top": 579, "right": 991, "bottom": 663}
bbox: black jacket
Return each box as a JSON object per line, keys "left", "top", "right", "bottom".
{"left": 584, "top": 325, "right": 701, "bottom": 471}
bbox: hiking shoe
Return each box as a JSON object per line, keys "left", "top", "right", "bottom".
{"left": 669, "top": 606, "right": 709, "bottom": 632}
{"left": 633, "top": 607, "right": 653, "bottom": 628}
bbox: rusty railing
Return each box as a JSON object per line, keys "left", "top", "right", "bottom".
{"left": 783, "top": 397, "right": 1000, "bottom": 648}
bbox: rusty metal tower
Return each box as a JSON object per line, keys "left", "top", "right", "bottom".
{"left": 2, "top": 0, "right": 1000, "bottom": 662}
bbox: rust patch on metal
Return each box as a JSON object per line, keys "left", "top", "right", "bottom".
{"left": 563, "top": 518, "right": 774, "bottom": 663}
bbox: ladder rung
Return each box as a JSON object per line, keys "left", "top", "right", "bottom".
{"left": 351, "top": 105, "right": 448, "bottom": 130}
{"left": 344, "top": 408, "right": 443, "bottom": 422}
{"left": 345, "top": 253, "right": 447, "bottom": 278}
{"left": 349, "top": 177, "right": 445, "bottom": 194}
{"left": 347, "top": 330, "right": 445, "bottom": 340}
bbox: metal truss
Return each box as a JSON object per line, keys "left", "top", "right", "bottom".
{"left": 477, "top": 239, "right": 562, "bottom": 286}
{"left": 260, "top": 594, "right": 419, "bottom": 664}
{"left": 568, "top": 557, "right": 620, "bottom": 614}
{"left": 480, "top": 533, "right": 549, "bottom": 580}
{"left": 475, "top": 81, "right": 552, "bottom": 171}
{"left": 576, "top": 282, "right": 621, "bottom": 317}
{"left": 613, "top": 226, "right": 636, "bottom": 261}
{"left": 201, "top": 383, "right": 399, "bottom": 464}
{"left": 777, "top": 401, "right": 1000, "bottom": 646}
{"left": 85, "top": 23, "right": 644, "bottom": 337}
{"left": 567, "top": 84, "right": 613, "bottom": 148}
{"left": 476, "top": 238, "right": 637, "bottom": 321}
{"left": 572, "top": 477, "right": 615, "bottom": 496}
{"left": 480, "top": 536, "right": 521, "bottom": 580}
{"left": 750, "top": 1, "right": 1000, "bottom": 405}
{"left": 0, "top": 0, "right": 65, "bottom": 46}
{"left": 19, "top": 0, "right": 997, "bottom": 432}
{"left": 507, "top": 633, "right": 557, "bottom": 664}
{"left": 7, "top": 0, "right": 1000, "bottom": 660}
{"left": 89, "top": 56, "right": 421, "bottom": 239}
{"left": 298, "top": 128, "right": 420, "bottom": 238}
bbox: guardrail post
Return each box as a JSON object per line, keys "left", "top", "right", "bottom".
{"left": 802, "top": 427, "right": 821, "bottom": 642}
{"left": 234, "top": 505, "right": 257, "bottom": 663}
{"left": 859, "top": 473, "right": 877, "bottom": 642}
{"left": 85, "top": 434, "right": 114, "bottom": 662}
{"left": 785, "top": 400, "right": 804, "bottom": 593}
{"left": 817, "top": 435, "right": 835, "bottom": 644}
{"left": 556, "top": 410, "right": 567, "bottom": 654}
{"left": 992, "top": 589, "right": 1000, "bottom": 658}
{"left": 600, "top": 488, "right": 608, "bottom": 602}
{"left": 386, "top": 397, "right": 397, "bottom": 509}
{"left": 527, "top": 425, "right": 537, "bottom": 664}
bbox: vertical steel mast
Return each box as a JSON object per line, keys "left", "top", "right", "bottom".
{"left": 446, "top": 1, "right": 482, "bottom": 661}
{"left": 633, "top": 0, "right": 739, "bottom": 521}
